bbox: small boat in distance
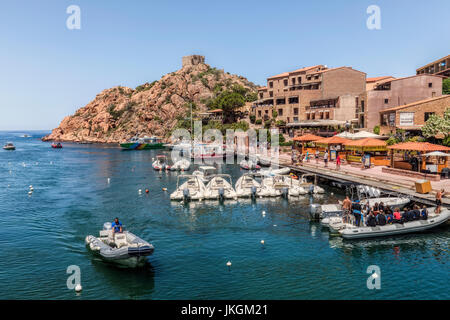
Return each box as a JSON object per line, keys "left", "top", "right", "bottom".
{"left": 3, "top": 142, "right": 15, "bottom": 150}
{"left": 120, "top": 136, "right": 165, "bottom": 150}
{"left": 51, "top": 142, "right": 63, "bottom": 149}
{"left": 152, "top": 155, "right": 171, "bottom": 170}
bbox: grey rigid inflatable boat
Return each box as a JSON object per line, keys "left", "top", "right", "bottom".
{"left": 85, "top": 223, "right": 154, "bottom": 267}
{"left": 339, "top": 209, "right": 450, "bottom": 239}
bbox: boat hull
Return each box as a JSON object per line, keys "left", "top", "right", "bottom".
{"left": 340, "top": 210, "right": 450, "bottom": 239}
{"left": 120, "top": 142, "right": 165, "bottom": 150}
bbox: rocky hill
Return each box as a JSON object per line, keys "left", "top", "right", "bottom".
{"left": 43, "top": 55, "right": 259, "bottom": 143}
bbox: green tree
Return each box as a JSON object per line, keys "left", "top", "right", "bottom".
{"left": 421, "top": 109, "right": 450, "bottom": 142}
{"left": 373, "top": 125, "right": 380, "bottom": 135}
{"left": 215, "top": 91, "right": 245, "bottom": 122}
{"left": 443, "top": 78, "right": 450, "bottom": 95}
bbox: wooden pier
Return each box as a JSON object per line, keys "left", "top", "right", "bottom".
{"left": 278, "top": 160, "right": 449, "bottom": 208}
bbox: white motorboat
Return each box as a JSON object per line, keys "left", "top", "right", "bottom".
{"left": 259, "top": 167, "right": 291, "bottom": 176}
{"left": 192, "top": 165, "right": 217, "bottom": 183}
{"left": 260, "top": 175, "right": 305, "bottom": 198}
{"left": 312, "top": 196, "right": 410, "bottom": 222}
{"left": 85, "top": 222, "right": 154, "bottom": 268}
{"left": 339, "top": 208, "right": 450, "bottom": 239}
{"left": 170, "top": 175, "right": 207, "bottom": 201}
{"left": 3, "top": 142, "right": 15, "bottom": 150}
{"left": 235, "top": 174, "right": 263, "bottom": 198}
{"left": 152, "top": 155, "right": 171, "bottom": 170}
{"left": 298, "top": 174, "right": 325, "bottom": 194}
{"left": 240, "top": 159, "right": 261, "bottom": 170}
{"left": 170, "top": 159, "right": 191, "bottom": 171}
{"left": 204, "top": 174, "right": 237, "bottom": 200}
{"left": 257, "top": 155, "right": 272, "bottom": 167}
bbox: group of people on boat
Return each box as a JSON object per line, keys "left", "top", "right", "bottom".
{"left": 341, "top": 196, "right": 432, "bottom": 227}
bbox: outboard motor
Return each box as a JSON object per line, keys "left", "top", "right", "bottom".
{"left": 218, "top": 187, "right": 225, "bottom": 202}
{"left": 183, "top": 188, "right": 190, "bottom": 202}
{"left": 309, "top": 203, "right": 321, "bottom": 220}
{"left": 250, "top": 186, "right": 257, "bottom": 199}
{"left": 281, "top": 187, "right": 289, "bottom": 199}
{"left": 103, "top": 222, "right": 112, "bottom": 230}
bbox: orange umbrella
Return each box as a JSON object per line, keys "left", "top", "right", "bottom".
{"left": 315, "top": 136, "right": 351, "bottom": 146}
{"left": 292, "top": 134, "right": 322, "bottom": 142}
{"left": 387, "top": 142, "right": 450, "bottom": 152}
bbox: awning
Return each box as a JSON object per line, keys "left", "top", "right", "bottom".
{"left": 286, "top": 120, "right": 346, "bottom": 127}
{"left": 422, "top": 151, "right": 450, "bottom": 157}
{"left": 387, "top": 142, "right": 450, "bottom": 152}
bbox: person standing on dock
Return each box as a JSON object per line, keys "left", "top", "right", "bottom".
{"left": 323, "top": 151, "right": 329, "bottom": 168}
{"left": 336, "top": 154, "right": 341, "bottom": 170}
{"left": 315, "top": 150, "right": 320, "bottom": 164}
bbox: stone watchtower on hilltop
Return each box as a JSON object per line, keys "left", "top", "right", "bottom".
{"left": 182, "top": 55, "right": 205, "bottom": 68}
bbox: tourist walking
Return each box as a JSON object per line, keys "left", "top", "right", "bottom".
{"left": 323, "top": 151, "right": 329, "bottom": 168}
{"left": 336, "top": 154, "right": 341, "bottom": 170}
{"left": 315, "top": 150, "right": 320, "bottom": 164}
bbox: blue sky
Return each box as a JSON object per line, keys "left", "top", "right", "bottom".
{"left": 0, "top": 0, "right": 449, "bottom": 130}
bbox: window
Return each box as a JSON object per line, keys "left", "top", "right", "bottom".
{"left": 298, "top": 77, "right": 302, "bottom": 84}
{"left": 311, "top": 113, "right": 315, "bottom": 120}
{"left": 306, "top": 114, "right": 310, "bottom": 120}
{"left": 361, "top": 100, "right": 365, "bottom": 112}
{"left": 293, "top": 108, "right": 299, "bottom": 115}
{"left": 384, "top": 99, "right": 389, "bottom": 104}
{"left": 306, "top": 76, "right": 312, "bottom": 81}
{"left": 428, "top": 83, "right": 433, "bottom": 88}
{"left": 265, "top": 110, "right": 268, "bottom": 114}
{"left": 259, "top": 93, "right": 263, "bottom": 99}
{"left": 292, "top": 78, "right": 296, "bottom": 85}
{"left": 269, "top": 82, "right": 273, "bottom": 88}
{"left": 325, "top": 112, "right": 330, "bottom": 119}
{"left": 293, "top": 117, "right": 298, "bottom": 122}
{"left": 276, "top": 98, "right": 286, "bottom": 105}
{"left": 278, "top": 109, "right": 283, "bottom": 116}
{"left": 283, "top": 79, "right": 288, "bottom": 86}
{"left": 269, "top": 91, "right": 273, "bottom": 97}
{"left": 288, "top": 96, "right": 299, "bottom": 104}
{"left": 424, "top": 112, "right": 435, "bottom": 122}
{"left": 258, "top": 111, "right": 261, "bottom": 117}
{"left": 320, "top": 112, "right": 324, "bottom": 119}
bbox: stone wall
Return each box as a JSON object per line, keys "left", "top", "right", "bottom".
{"left": 182, "top": 55, "right": 205, "bottom": 68}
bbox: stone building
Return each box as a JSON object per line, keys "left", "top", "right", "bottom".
{"left": 252, "top": 65, "right": 366, "bottom": 131}
{"left": 182, "top": 55, "right": 205, "bottom": 68}
{"left": 416, "top": 54, "right": 450, "bottom": 78}
{"left": 379, "top": 95, "right": 450, "bottom": 135}
{"left": 357, "top": 74, "right": 443, "bottom": 131}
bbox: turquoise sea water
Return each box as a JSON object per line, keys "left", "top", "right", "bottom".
{"left": 0, "top": 131, "right": 448, "bottom": 300}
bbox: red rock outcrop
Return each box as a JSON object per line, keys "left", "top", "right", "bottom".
{"left": 43, "top": 57, "right": 258, "bottom": 143}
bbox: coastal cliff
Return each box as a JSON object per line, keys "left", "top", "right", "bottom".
{"left": 43, "top": 56, "right": 258, "bottom": 143}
